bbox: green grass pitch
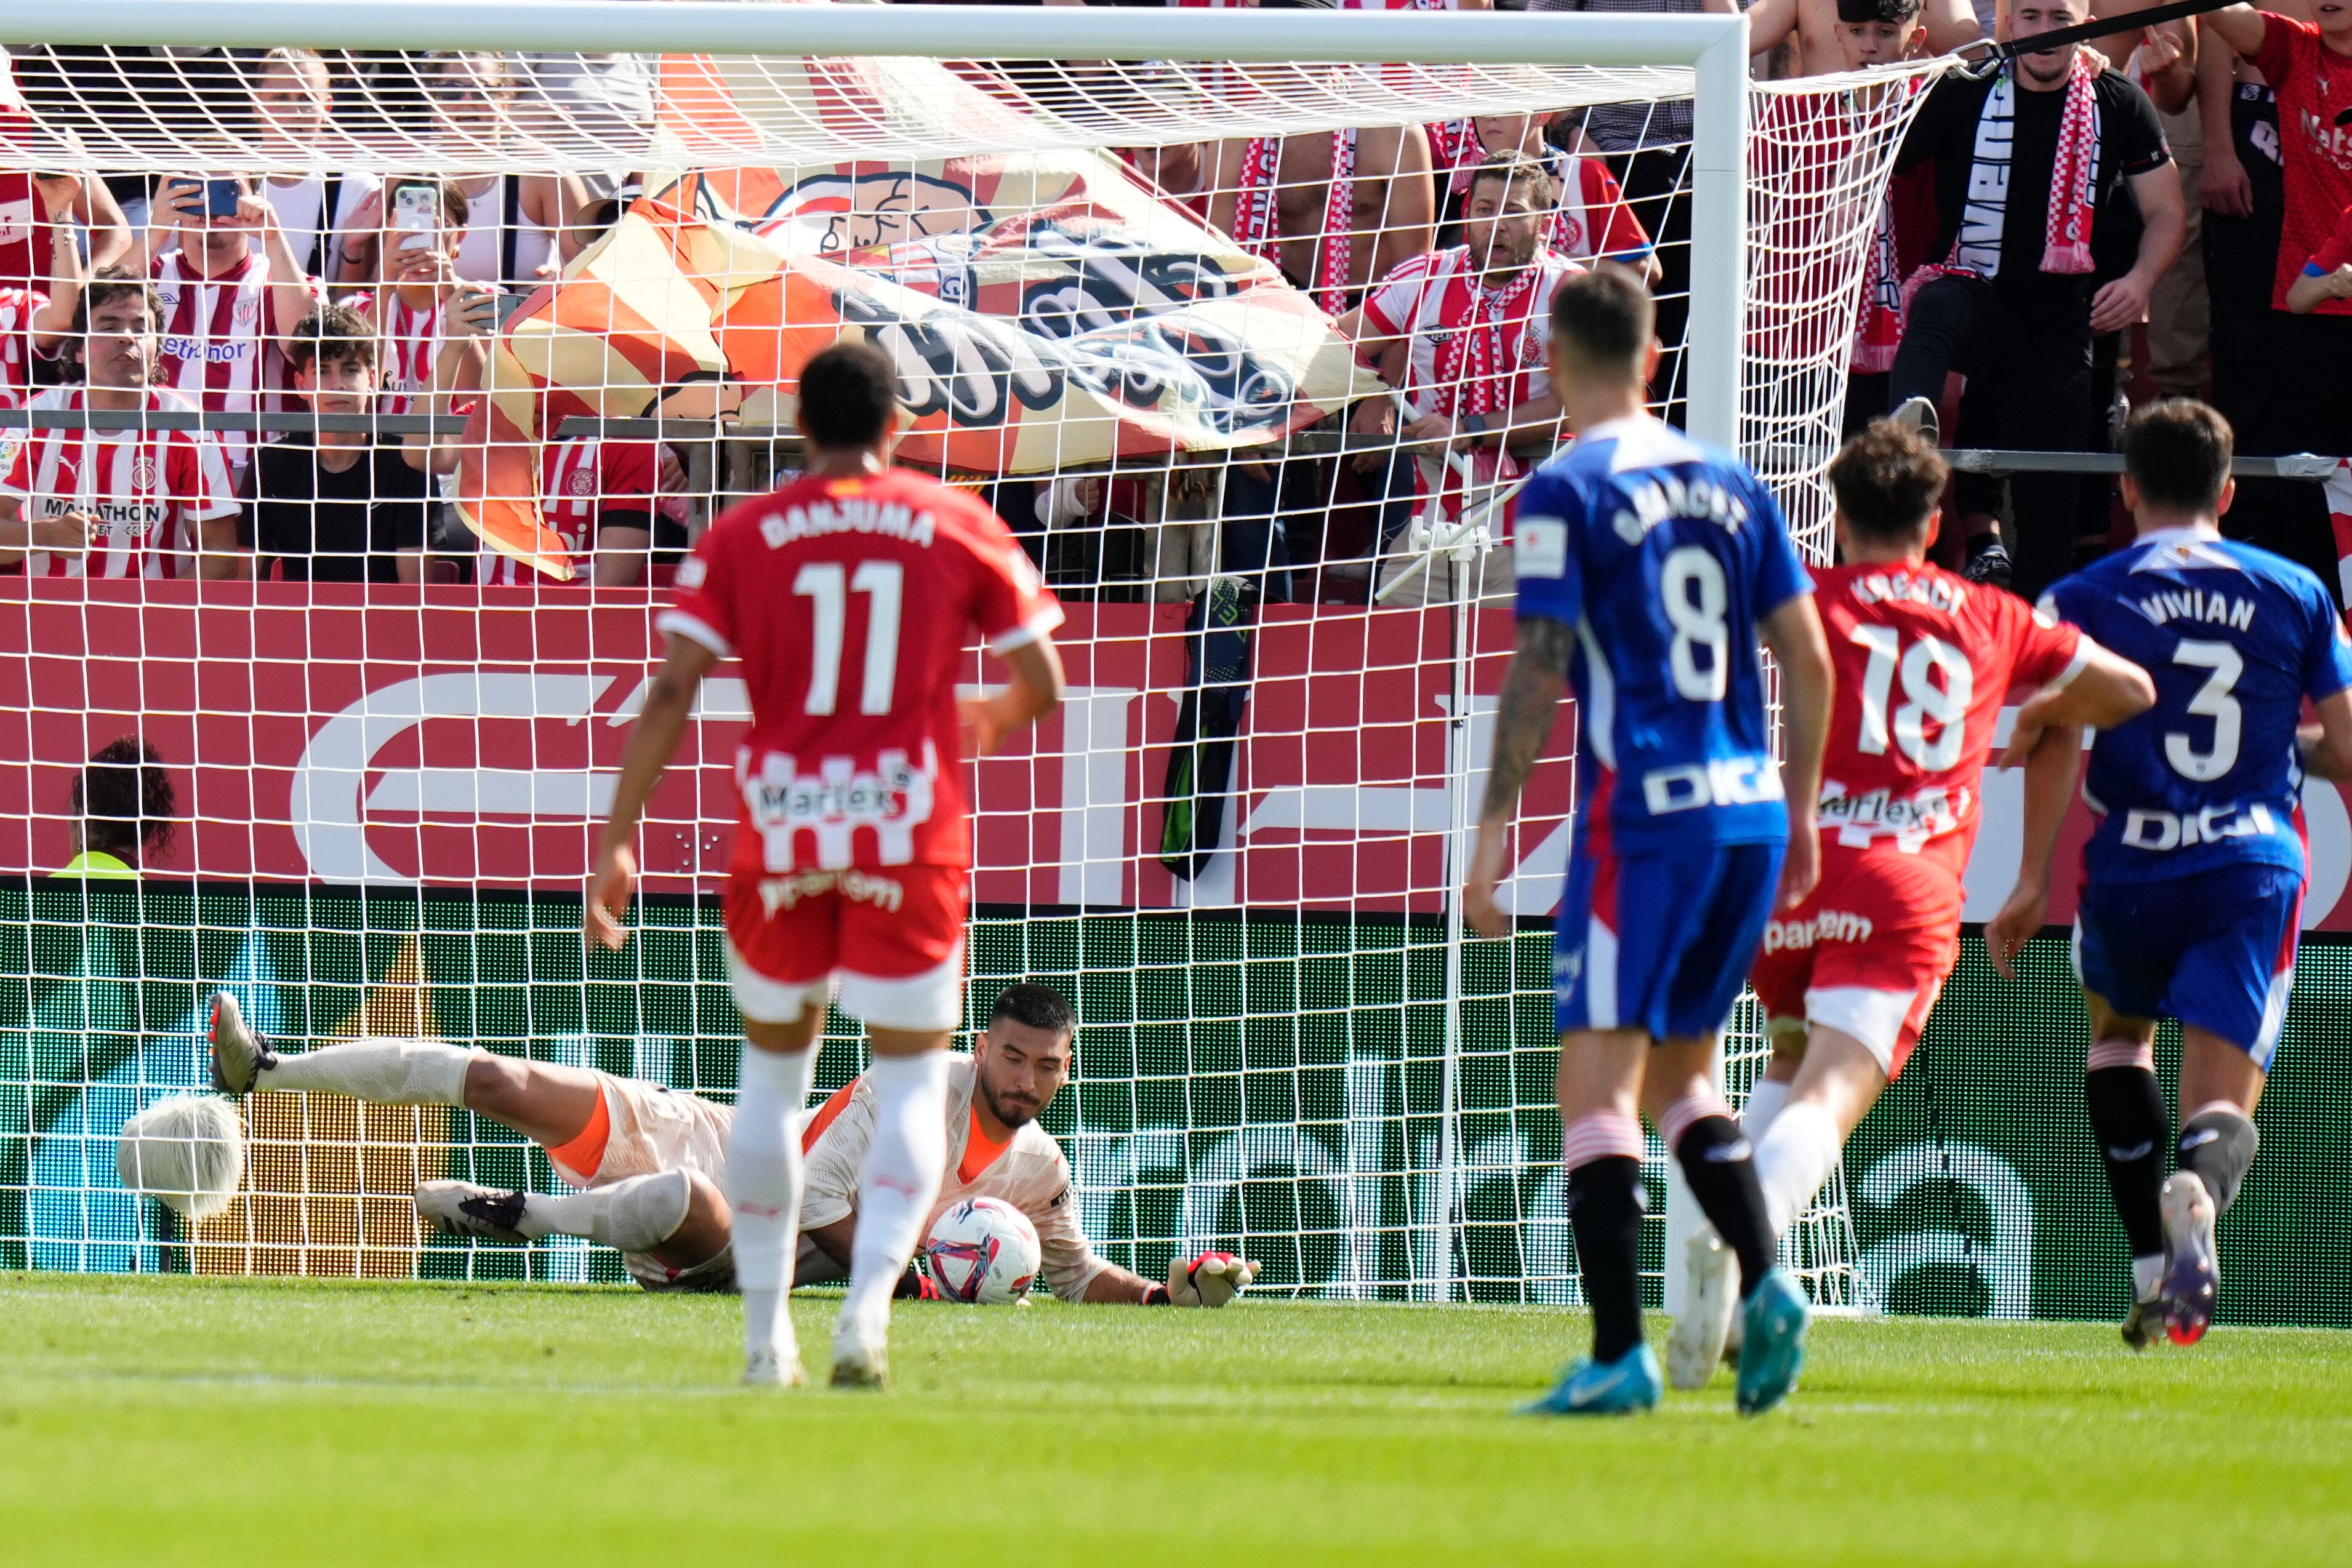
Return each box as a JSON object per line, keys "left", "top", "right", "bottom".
{"left": 4, "top": 1275, "right": 2348, "bottom": 1566}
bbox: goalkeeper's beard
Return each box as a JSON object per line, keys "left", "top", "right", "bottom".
{"left": 977, "top": 1078, "right": 1042, "bottom": 1132}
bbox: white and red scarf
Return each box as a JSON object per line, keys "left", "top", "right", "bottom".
{"left": 1432, "top": 263, "right": 1546, "bottom": 420}
{"left": 1896, "top": 55, "right": 2102, "bottom": 343}
{"left": 1855, "top": 201, "right": 1905, "bottom": 374}
{"left": 1953, "top": 53, "right": 2103, "bottom": 280}
{"left": 1231, "top": 129, "right": 1358, "bottom": 315}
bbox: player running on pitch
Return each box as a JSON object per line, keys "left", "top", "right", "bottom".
{"left": 589, "top": 341, "right": 1067, "bottom": 1389}
{"left": 204, "top": 982, "right": 1256, "bottom": 1309}
{"left": 1988, "top": 399, "right": 2352, "bottom": 1348}
{"left": 1464, "top": 263, "right": 1835, "bottom": 1417}
{"left": 1719, "top": 423, "right": 2153, "bottom": 1382}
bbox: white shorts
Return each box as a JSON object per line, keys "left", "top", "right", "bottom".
{"left": 545, "top": 1073, "right": 732, "bottom": 1191}
{"left": 724, "top": 939, "right": 964, "bottom": 1032}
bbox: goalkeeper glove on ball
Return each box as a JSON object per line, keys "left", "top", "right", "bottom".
{"left": 1164, "top": 1251, "right": 1258, "bottom": 1308}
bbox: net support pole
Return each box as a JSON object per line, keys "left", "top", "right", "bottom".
{"left": 1434, "top": 572, "right": 1475, "bottom": 1303}
{"left": 1683, "top": 18, "right": 1751, "bottom": 450}
{"left": 1663, "top": 18, "right": 1749, "bottom": 1318}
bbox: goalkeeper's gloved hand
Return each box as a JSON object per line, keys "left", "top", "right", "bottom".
{"left": 894, "top": 1268, "right": 941, "bottom": 1302}
{"left": 1163, "top": 1251, "right": 1259, "bottom": 1308}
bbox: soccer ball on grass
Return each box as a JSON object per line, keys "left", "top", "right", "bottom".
{"left": 923, "top": 1196, "right": 1040, "bottom": 1304}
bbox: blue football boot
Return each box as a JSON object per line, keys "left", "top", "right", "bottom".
{"left": 1735, "top": 1268, "right": 1811, "bottom": 1415}
{"left": 1517, "top": 1342, "right": 1663, "bottom": 1417}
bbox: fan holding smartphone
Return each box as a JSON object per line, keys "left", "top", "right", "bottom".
{"left": 345, "top": 177, "right": 494, "bottom": 425}
{"left": 145, "top": 172, "right": 331, "bottom": 496}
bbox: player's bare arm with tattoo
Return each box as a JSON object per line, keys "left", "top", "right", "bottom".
{"left": 1464, "top": 615, "right": 1575, "bottom": 939}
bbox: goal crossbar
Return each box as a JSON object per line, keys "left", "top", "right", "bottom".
{"left": 0, "top": 0, "right": 1753, "bottom": 448}
{"left": 0, "top": 1, "right": 1749, "bottom": 70}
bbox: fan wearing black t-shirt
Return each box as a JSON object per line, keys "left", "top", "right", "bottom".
{"left": 250, "top": 305, "right": 431, "bottom": 584}
{"left": 1885, "top": 0, "right": 2185, "bottom": 600}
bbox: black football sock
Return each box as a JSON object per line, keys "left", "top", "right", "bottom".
{"left": 2178, "top": 1105, "right": 2260, "bottom": 1217}
{"left": 2085, "top": 1065, "right": 2168, "bottom": 1263}
{"left": 1674, "top": 1116, "right": 1775, "bottom": 1299}
{"left": 1567, "top": 1156, "right": 1646, "bottom": 1364}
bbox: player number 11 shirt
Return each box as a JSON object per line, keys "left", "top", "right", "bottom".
{"left": 660, "top": 468, "right": 1062, "bottom": 879}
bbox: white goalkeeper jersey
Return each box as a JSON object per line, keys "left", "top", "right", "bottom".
{"left": 800, "top": 1054, "right": 1109, "bottom": 1303}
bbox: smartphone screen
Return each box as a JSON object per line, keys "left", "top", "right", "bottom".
{"left": 391, "top": 182, "right": 441, "bottom": 253}
{"left": 204, "top": 178, "right": 243, "bottom": 219}
{"left": 494, "top": 291, "right": 532, "bottom": 327}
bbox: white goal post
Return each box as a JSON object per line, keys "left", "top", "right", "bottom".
{"left": 0, "top": 1, "right": 1940, "bottom": 1309}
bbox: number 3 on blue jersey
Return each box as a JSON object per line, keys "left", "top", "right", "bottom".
{"left": 2043, "top": 531, "right": 2352, "bottom": 882}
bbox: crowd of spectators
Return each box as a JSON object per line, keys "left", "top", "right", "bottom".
{"left": 0, "top": 4, "right": 2348, "bottom": 605}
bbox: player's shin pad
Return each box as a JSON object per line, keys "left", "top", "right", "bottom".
{"left": 256, "top": 1036, "right": 477, "bottom": 1105}
{"left": 1664, "top": 1103, "right": 1775, "bottom": 1298}
{"left": 2178, "top": 1106, "right": 2259, "bottom": 1216}
{"left": 523, "top": 1170, "right": 692, "bottom": 1254}
{"left": 2085, "top": 1060, "right": 2169, "bottom": 1262}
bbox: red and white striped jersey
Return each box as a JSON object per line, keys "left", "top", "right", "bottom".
{"left": 1541, "top": 154, "right": 1652, "bottom": 263}
{"left": 0, "top": 174, "right": 50, "bottom": 293}
{"left": 662, "top": 467, "right": 1062, "bottom": 876}
{"left": 353, "top": 289, "right": 444, "bottom": 418}
{"left": 1359, "top": 244, "right": 1582, "bottom": 420}
{"left": 150, "top": 247, "right": 323, "bottom": 478}
{"left": 478, "top": 438, "right": 660, "bottom": 586}
{"left": 0, "top": 386, "right": 239, "bottom": 578}
{"left": 0, "top": 286, "right": 52, "bottom": 410}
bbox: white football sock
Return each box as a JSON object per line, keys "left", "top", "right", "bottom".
{"left": 1754, "top": 1100, "right": 1845, "bottom": 1236}
{"left": 2131, "top": 1254, "right": 2165, "bottom": 1300}
{"left": 255, "top": 1036, "right": 476, "bottom": 1105}
{"left": 517, "top": 1170, "right": 692, "bottom": 1255}
{"left": 837, "top": 1050, "right": 950, "bottom": 1354}
{"left": 727, "top": 1044, "right": 819, "bottom": 1364}
{"left": 1743, "top": 1077, "right": 1792, "bottom": 1140}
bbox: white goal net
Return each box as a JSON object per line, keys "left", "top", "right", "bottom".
{"left": 0, "top": 6, "right": 1943, "bottom": 1308}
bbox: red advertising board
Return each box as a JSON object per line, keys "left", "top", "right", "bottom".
{"left": 4, "top": 582, "right": 2348, "bottom": 929}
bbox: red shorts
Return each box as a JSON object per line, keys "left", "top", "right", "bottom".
{"left": 723, "top": 861, "right": 968, "bottom": 1031}
{"left": 1748, "top": 846, "right": 1962, "bottom": 1080}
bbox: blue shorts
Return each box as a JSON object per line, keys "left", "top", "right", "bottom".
{"left": 1555, "top": 834, "right": 1783, "bottom": 1039}
{"left": 2074, "top": 863, "right": 2303, "bottom": 1071}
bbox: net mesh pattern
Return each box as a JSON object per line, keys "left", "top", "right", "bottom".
{"left": 0, "top": 30, "right": 1962, "bottom": 1306}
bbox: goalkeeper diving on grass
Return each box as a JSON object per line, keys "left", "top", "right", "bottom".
{"left": 204, "top": 980, "right": 1256, "bottom": 1308}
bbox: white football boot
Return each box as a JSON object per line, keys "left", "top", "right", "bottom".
{"left": 1668, "top": 1223, "right": 1740, "bottom": 1391}
{"left": 829, "top": 1326, "right": 891, "bottom": 1391}
{"left": 743, "top": 1343, "right": 808, "bottom": 1389}
{"left": 414, "top": 1179, "right": 529, "bottom": 1243}
{"left": 207, "top": 992, "right": 276, "bottom": 1096}
{"left": 2159, "top": 1172, "right": 2220, "bottom": 1345}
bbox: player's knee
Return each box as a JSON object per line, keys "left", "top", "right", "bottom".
{"left": 460, "top": 1052, "right": 531, "bottom": 1119}
{"left": 649, "top": 1172, "right": 729, "bottom": 1269}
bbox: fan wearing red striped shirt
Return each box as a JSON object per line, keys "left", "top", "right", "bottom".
{"left": 344, "top": 178, "right": 496, "bottom": 424}
{"left": 477, "top": 436, "right": 670, "bottom": 588}
{"left": 0, "top": 176, "right": 87, "bottom": 412}
{"left": 0, "top": 271, "right": 241, "bottom": 580}
{"left": 145, "top": 175, "right": 326, "bottom": 492}
{"left": 1464, "top": 112, "right": 1660, "bottom": 284}
{"left": 1336, "top": 154, "right": 1579, "bottom": 603}
{"left": 1205, "top": 124, "right": 1435, "bottom": 314}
